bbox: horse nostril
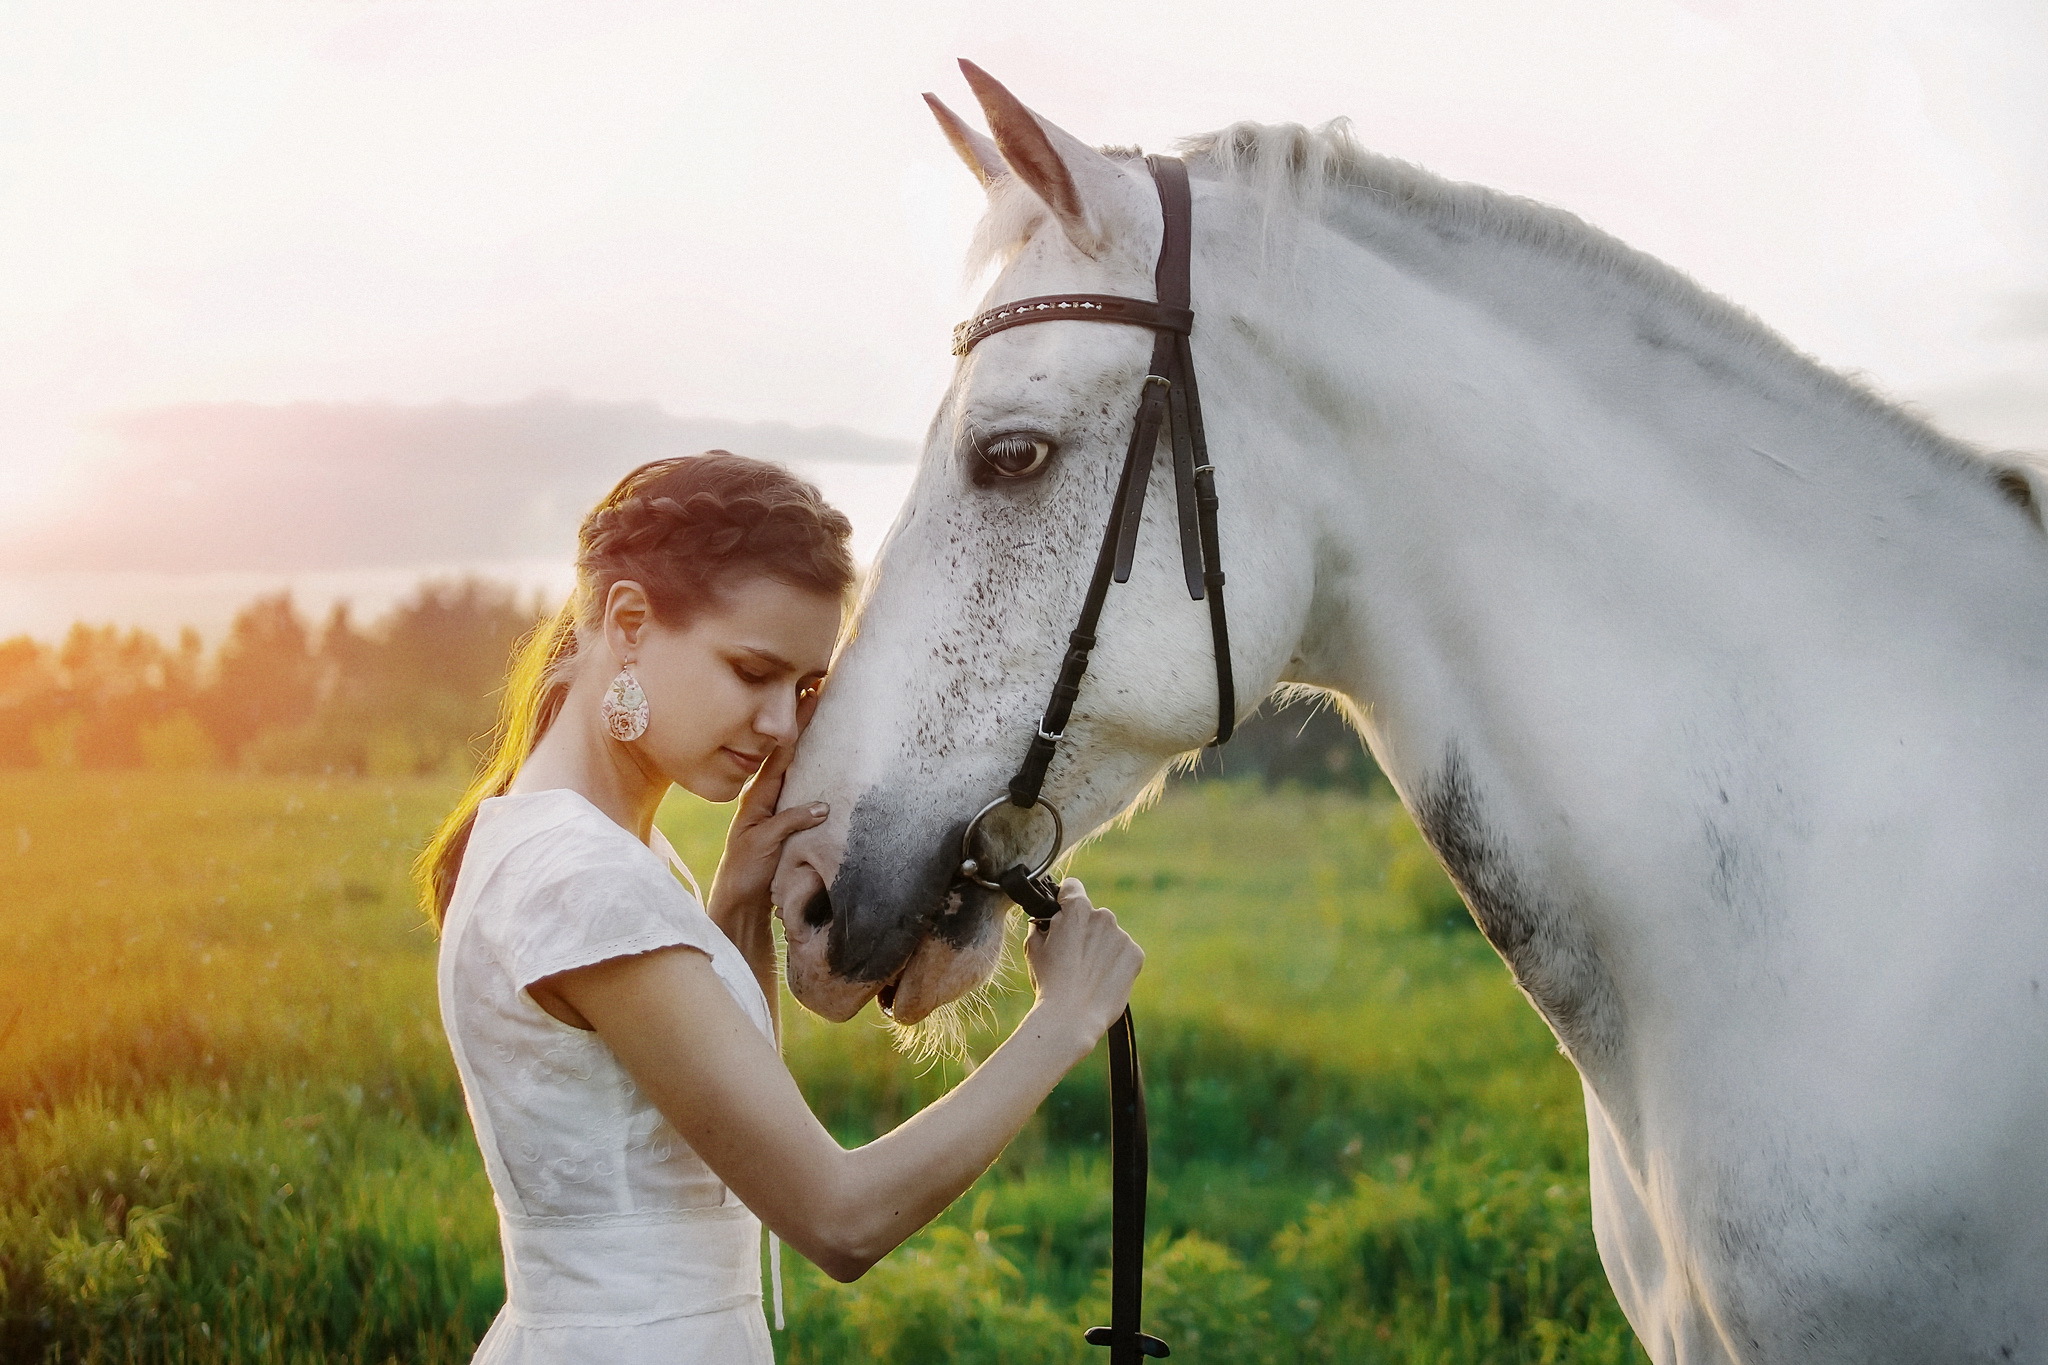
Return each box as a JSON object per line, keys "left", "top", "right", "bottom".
{"left": 803, "top": 887, "right": 833, "bottom": 928}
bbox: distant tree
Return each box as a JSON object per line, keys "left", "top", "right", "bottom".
{"left": 368, "top": 580, "right": 538, "bottom": 774}
{"left": 244, "top": 580, "right": 541, "bottom": 777}
{"left": 311, "top": 602, "right": 378, "bottom": 729}
{"left": 0, "top": 637, "right": 58, "bottom": 767}
{"left": 0, "top": 637, "right": 54, "bottom": 706}
{"left": 203, "top": 595, "right": 318, "bottom": 763}
{"left": 0, "top": 579, "right": 533, "bottom": 776}
{"left": 164, "top": 627, "right": 206, "bottom": 702}
{"left": 54, "top": 624, "right": 189, "bottom": 768}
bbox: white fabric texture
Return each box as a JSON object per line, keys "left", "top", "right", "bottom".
{"left": 438, "top": 788, "right": 777, "bottom": 1364}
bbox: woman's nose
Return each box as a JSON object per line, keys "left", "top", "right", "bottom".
{"left": 756, "top": 691, "right": 800, "bottom": 745}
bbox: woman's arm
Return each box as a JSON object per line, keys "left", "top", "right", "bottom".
{"left": 543, "top": 881, "right": 1138, "bottom": 1282}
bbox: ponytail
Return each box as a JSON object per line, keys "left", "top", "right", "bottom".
{"left": 415, "top": 600, "right": 580, "bottom": 925}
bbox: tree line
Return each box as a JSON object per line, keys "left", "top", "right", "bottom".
{"left": 0, "top": 581, "right": 539, "bottom": 776}
{"left": 0, "top": 580, "right": 1380, "bottom": 790}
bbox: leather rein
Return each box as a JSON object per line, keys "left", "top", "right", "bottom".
{"left": 950, "top": 154, "right": 1236, "bottom": 1364}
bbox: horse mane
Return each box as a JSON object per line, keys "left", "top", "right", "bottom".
{"left": 1178, "top": 119, "right": 1995, "bottom": 473}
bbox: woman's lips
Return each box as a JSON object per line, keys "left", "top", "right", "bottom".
{"left": 721, "top": 747, "right": 769, "bottom": 774}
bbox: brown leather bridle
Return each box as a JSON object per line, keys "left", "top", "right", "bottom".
{"left": 950, "top": 153, "right": 1236, "bottom": 1364}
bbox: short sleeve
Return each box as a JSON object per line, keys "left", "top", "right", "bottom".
{"left": 497, "top": 852, "right": 722, "bottom": 993}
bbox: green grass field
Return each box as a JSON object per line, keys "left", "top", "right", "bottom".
{"left": 0, "top": 772, "right": 1647, "bottom": 1363}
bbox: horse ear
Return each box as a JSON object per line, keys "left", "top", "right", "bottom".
{"left": 924, "top": 93, "right": 1005, "bottom": 188}
{"left": 1995, "top": 457, "right": 2047, "bottom": 532}
{"left": 957, "top": 59, "right": 1127, "bottom": 256}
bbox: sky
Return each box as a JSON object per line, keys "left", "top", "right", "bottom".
{"left": 2, "top": 0, "right": 2043, "bottom": 641}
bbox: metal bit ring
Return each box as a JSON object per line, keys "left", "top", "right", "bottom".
{"left": 957, "top": 794, "right": 1065, "bottom": 892}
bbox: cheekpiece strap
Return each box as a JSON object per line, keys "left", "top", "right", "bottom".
{"left": 952, "top": 294, "right": 1193, "bottom": 357}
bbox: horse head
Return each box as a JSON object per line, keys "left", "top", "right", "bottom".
{"left": 769, "top": 65, "right": 1314, "bottom": 1024}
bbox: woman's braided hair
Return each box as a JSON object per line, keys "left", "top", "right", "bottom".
{"left": 418, "top": 452, "right": 855, "bottom": 923}
{"left": 576, "top": 453, "right": 854, "bottom": 626}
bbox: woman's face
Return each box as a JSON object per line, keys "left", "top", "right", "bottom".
{"left": 607, "top": 575, "right": 843, "bottom": 802}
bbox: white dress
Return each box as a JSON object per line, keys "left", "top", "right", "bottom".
{"left": 438, "top": 788, "right": 778, "bottom": 1364}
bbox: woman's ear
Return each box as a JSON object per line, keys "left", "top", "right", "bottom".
{"left": 601, "top": 580, "right": 653, "bottom": 663}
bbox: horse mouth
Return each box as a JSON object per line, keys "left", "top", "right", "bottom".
{"left": 865, "top": 905, "right": 1009, "bottom": 1025}
{"left": 774, "top": 833, "right": 1010, "bottom": 1025}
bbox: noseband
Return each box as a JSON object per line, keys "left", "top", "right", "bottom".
{"left": 949, "top": 154, "right": 1235, "bottom": 1364}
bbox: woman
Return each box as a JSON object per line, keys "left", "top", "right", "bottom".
{"left": 420, "top": 453, "right": 1143, "bottom": 1363}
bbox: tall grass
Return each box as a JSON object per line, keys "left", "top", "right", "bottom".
{"left": 0, "top": 773, "right": 1646, "bottom": 1362}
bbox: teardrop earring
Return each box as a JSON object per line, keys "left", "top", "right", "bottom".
{"left": 600, "top": 666, "right": 649, "bottom": 742}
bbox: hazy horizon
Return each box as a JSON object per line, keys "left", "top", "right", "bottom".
{"left": 0, "top": 397, "right": 917, "bottom": 643}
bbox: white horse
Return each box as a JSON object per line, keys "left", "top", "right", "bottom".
{"left": 770, "top": 65, "right": 2048, "bottom": 1362}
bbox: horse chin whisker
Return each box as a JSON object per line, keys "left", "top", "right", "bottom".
{"left": 883, "top": 995, "right": 980, "bottom": 1071}
{"left": 881, "top": 913, "right": 1020, "bottom": 1070}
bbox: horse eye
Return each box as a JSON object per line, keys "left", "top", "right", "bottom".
{"left": 977, "top": 434, "right": 1054, "bottom": 480}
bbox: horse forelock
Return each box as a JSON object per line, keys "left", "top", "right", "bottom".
{"left": 963, "top": 145, "right": 1158, "bottom": 280}
{"left": 964, "top": 176, "right": 1049, "bottom": 280}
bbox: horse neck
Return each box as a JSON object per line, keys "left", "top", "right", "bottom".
{"left": 1209, "top": 200, "right": 2048, "bottom": 977}
{"left": 1224, "top": 201, "right": 2028, "bottom": 711}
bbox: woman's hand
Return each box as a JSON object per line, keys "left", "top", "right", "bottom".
{"left": 1021, "top": 878, "right": 1144, "bottom": 1048}
{"left": 708, "top": 741, "right": 826, "bottom": 932}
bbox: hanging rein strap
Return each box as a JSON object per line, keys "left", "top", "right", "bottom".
{"left": 953, "top": 155, "right": 1236, "bottom": 815}
{"left": 995, "top": 881, "right": 1166, "bottom": 1363}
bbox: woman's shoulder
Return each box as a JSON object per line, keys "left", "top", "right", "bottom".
{"left": 473, "top": 790, "right": 672, "bottom": 887}
{"left": 464, "top": 790, "right": 716, "bottom": 980}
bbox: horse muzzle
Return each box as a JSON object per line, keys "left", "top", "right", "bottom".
{"left": 773, "top": 783, "right": 1022, "bottom": 1024}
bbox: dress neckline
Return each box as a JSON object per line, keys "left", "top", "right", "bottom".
{"left": 481, "top": 787, "right": 704, "bottom": 900}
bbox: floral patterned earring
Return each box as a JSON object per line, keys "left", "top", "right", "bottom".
{"left": 600, "top": 666, "right": 649, "bottom": 742}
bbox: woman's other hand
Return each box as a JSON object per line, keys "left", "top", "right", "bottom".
{"left": 1022, "top": 878, "right": 1144, "bottom": 1048}
{"left": 708, "top": 741, "right": 825, "bottom": 932}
